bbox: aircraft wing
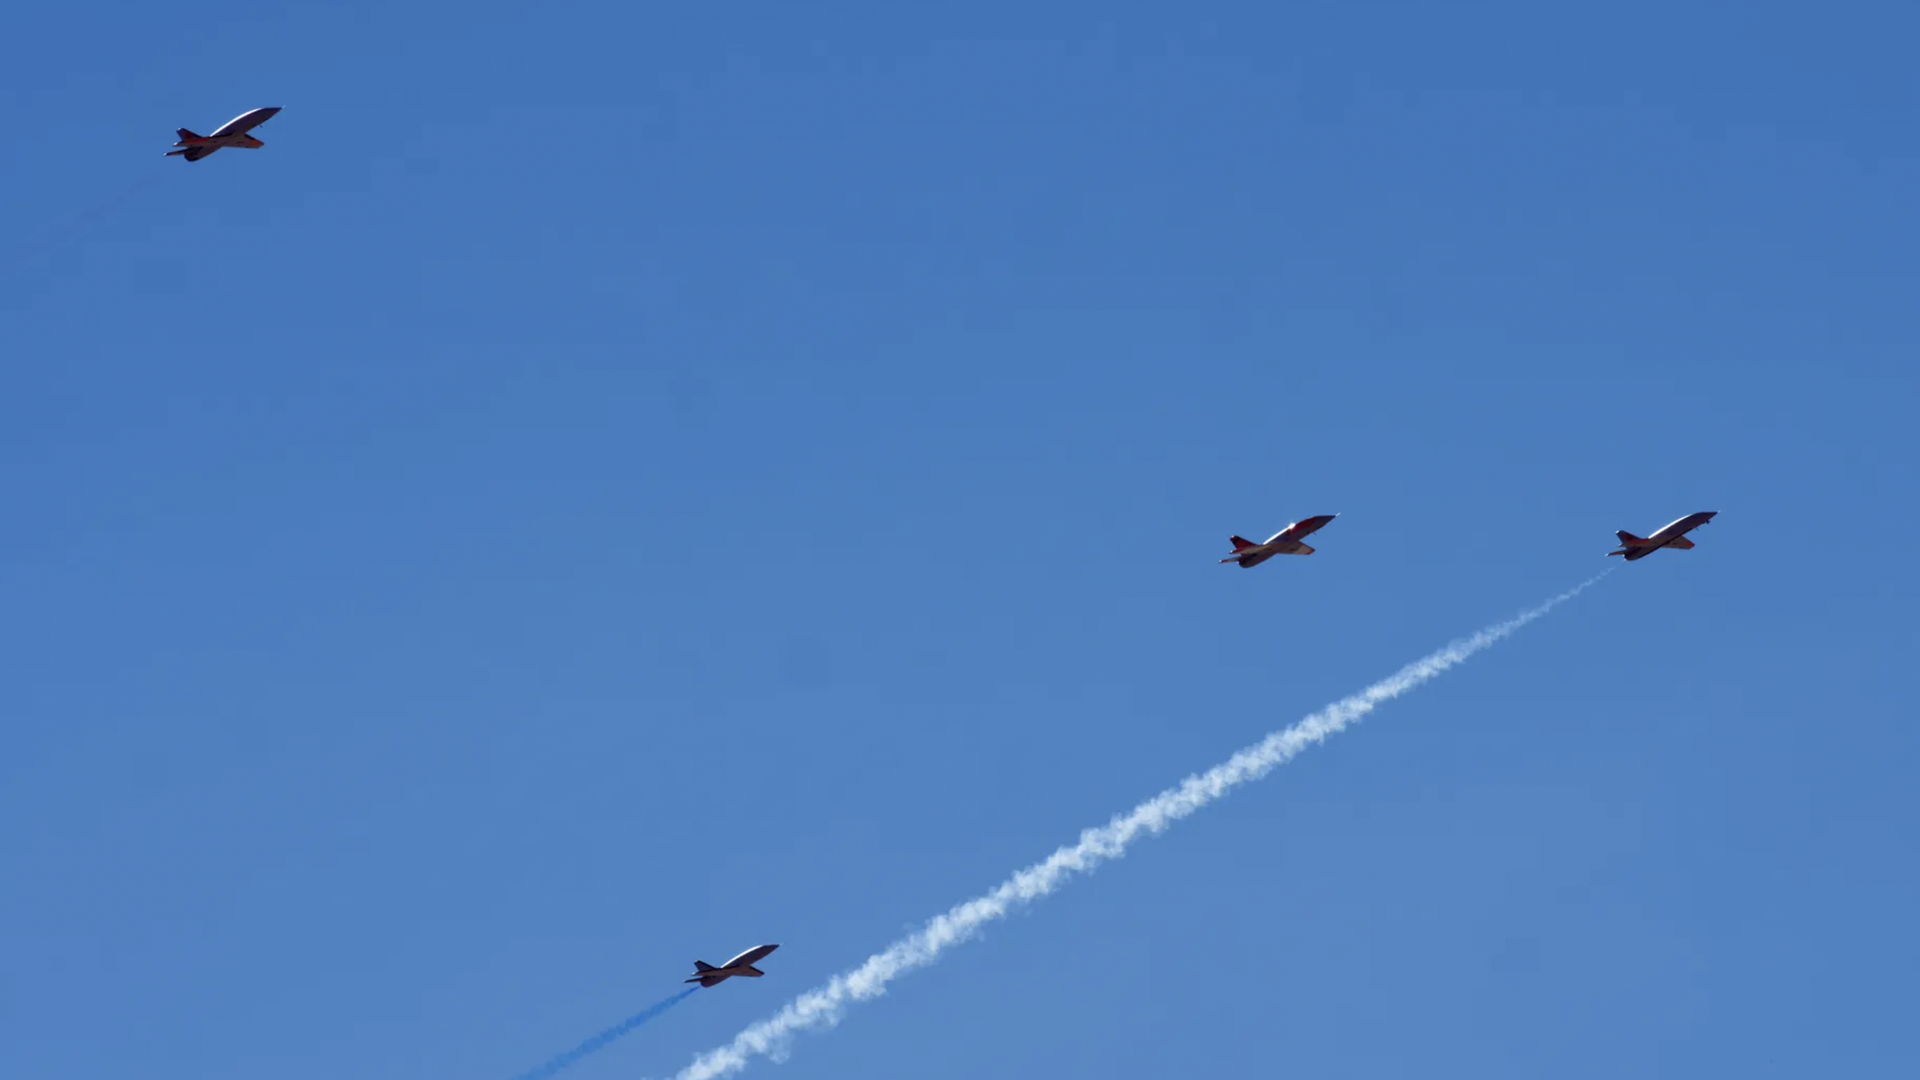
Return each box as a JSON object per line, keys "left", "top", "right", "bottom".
{"left": 1234, "top": 551, "right": 1275, "bottom": 569}
{"left": 1665, "top": 536, "right": 1696, "bottom": 550}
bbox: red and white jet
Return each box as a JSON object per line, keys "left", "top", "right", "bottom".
{"left": 686, "top": 944, "right": 779, "bottom": 987}
{"left": 1220, "top": 514, "right": 1338, "bottom": 569}
{"left": 1608, "top": 511, "right": 1718, "bottom": 561}
{"left": 166, "top": 107, "right": 281, "bottom": 162}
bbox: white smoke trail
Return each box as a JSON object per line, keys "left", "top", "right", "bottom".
{"left": 672, "top": 574, "right": 1608, "bottom": 1079}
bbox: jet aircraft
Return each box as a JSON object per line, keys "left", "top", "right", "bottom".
{"left": 1608, "top": 511, "right": 1718, "bottom": 561}
{"left": 166, "top": 107, "right": 282, "bottom": 162}
{"left": 1220, "top": 514, "right": 1338, "bottom": 569}
{"left": 686, "top": 944, "right": 779, "bottom": 987}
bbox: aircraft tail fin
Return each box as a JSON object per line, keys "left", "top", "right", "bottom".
{"left": 175, "top": 128, "right": 202, "bottom": 143}
{"left": 1229, "top": 535, "right": 1258, "bottom": 551}
{"left": 692, "top": 960, "right": 716, "bottom": 973}
{"left": 1615, "top": 531, "right": 1646, "bottom": 545}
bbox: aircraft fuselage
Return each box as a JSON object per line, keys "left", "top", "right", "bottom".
{"left": 168, "top": 107, "right": 281, "bottom": 161}
{"left": 1611, "top": 511, "right": 1718, "bottom": 560}
{"left": 209, "top": 107, "right": 281, "bottom": 137}
{"left": 687, "top": 944, "right": 780, "bottom": 987}
{"left": 1221, "top": 514, "right": 1338, "bottom": 568}
{"left": 1647, "top": 511, "right": 1717, "bottom": 543}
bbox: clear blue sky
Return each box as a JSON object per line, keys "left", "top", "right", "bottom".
{"left": 4, "top": 3, "right": 1916, "bottom": 1079}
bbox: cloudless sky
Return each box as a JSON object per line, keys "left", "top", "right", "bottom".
{"left": 4, "top": 3, "right": 1917, "bottom": 1079}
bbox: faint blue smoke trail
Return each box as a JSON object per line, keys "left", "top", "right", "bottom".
{"left": 509, "top": 987, "right": 698, "bottom": 1080}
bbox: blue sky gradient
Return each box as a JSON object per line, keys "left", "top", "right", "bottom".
{"left": 4, "top": 4, "right": 1916, "bottom": 1079}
